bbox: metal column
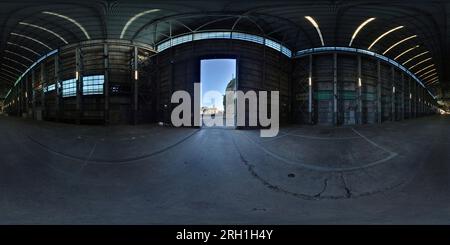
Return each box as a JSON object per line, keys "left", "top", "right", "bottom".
{"left": 391, "top": 67, "right": 395, "bottom": 121}
{"left": 333, "top": 53, "right": 338, "bottom": 125}
{"left": 75, "top": 47, "right": 82, "bottom": 124}
{"left": 25, "top": 74, "right": 29, "bottom": 115}
{"left": 357, "top": 55, "right": 362, "bottom": 124}
{"left": 41, "top": 63, "right": 45, "bottom": 119}
{"left": 104, "top": 44, "right": 109, "bottom": 125}
{"left": 408, "top": 77, "right": 412, "bottom": 118}
{"left": 401, "top": 73, "right": 404, "bottom": 120}
{"left": 414, "top": 82, "right": 417, "bottom": 118}
{"left": 133, "top": 46, "right": 139, "bottom": 125}
{"left": 308, "top": 54, "right": 313, "bottom": 124}
{"left": 377, "top": 61, "right": 381, "bottom": 124}
{"left": 55, "top": 53, "right": 61, "bottom": 122}
{"left": 32, "top": 71, "right": 35, "bottom": 119}
{"left": 18, "top": 79, "right": 21, "bottom": 116}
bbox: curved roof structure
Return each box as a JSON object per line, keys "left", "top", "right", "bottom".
{"left": 0, "top": 0, "right": 449, "bottom": 100}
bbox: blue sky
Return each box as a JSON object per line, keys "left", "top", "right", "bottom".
{"left": 200, "top": 59, "right": 236, "bottom": 110}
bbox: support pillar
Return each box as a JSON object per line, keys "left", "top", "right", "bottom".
{"left": 41, "top": 63, "right": 45, "bottom": 119}
{"left": 333, "top": 53, "right": 338, "bottom": 125}
{"left": 75, "top": 47, "right": 83, "bottom": 124}
{"left": 377, "top": 61, "right": 382, "bottom": 123}
{"left": 25, "top": 74, "right": 29, "bottom": 115}
{"left": 408, "top": 77, "right": 412, "bottom": 118}
{"left": 308, "top": 54, "right": 313, "bottom": 124}
{"left": 133, "top": 46, "right": 139, "bottom": 125}
{"left": 32, "top": 71, "right": 36, "bottom": 119}
{"left": 391, "top": 67, "right": 395, "bottom": 121}
{"left": 401, "top": 73, "right": 405, "bottom": 120}
{"left": 104, "top": 44, "right": 109, "bottom": 125}
{"left": 18, "top": 80, "right": 21, "bottom": 116}
{"left": 55, "top": 53, "right": 61, "bottom": 122}
{"left": 357, "top": 55, "right": 362, "bottom": 124}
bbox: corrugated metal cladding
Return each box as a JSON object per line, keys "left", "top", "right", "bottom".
{"left": 4, "top": 38, "right": 437, "bottom": 126}
{"left": 151, "top": 39, "right": 292, "bottom": 125}
{"left": 293, "top": 52, "right": 435, "bottom": 126}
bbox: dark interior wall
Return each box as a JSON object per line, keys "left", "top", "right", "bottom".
{"left": 361, "top": 57, "right": 377, "bottom": 124}
{"left": 151, "top": 39, "right": 292, "bottom": 126}
{"left": 291, "top": 52, "right": 437, "bottom": 126}
{"left": 291, "top": 56, "right": 310, "bottom": 124}
{"left": 3, "top": 39, "right": 438, "bottom": 126}
{"left": 3, "top": 41, "right": 155, "bottom": 125}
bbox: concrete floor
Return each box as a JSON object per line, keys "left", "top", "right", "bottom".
{"left": 0, "top": 114, "right": 449, "bottom": 224}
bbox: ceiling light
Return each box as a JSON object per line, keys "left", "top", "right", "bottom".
{"left": 349, "top": 17, "right": 376, "bottom": 47}
{"left": 382, "top": 35, "right": 417, "bottom": 55}
{"left": 42, "top": 11, "right": 90, "bottom": 39}
{"left": 19, "top": 22, "right": 68, "bottom": 44}
{"left": 394, "top": 45, "right": 419, "bottom": 60}
{"left": 402, "top": 51, "right": 429, "bottom": 66}
{"left": 408, "top": 57, "right": 432, "bottom": 70}
{"left": 11, "top": 33, "right": 52, "bottom": 50}
{"left": 120, "top": 9, "right": 160, "bottom": 39}
{"left": 305, "top": 16, "right": 324, "bottom": 46}
{"left": 7, "top": 42, "right": 40, "bottom": 56}
{"left": 414, "top": 64, "right": 434, "bottom": 75}
{"left": 368, "top": 26, "right": 404, "bottom": 50}
{"left": 418, "top": 68, "right": 436, "bottom": 78}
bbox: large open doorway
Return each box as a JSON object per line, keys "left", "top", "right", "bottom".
{"left": 200, "top": 58, "right": 237, "bottom": 128}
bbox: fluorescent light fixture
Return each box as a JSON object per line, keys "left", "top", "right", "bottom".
{"left": 11, "top": 33, "right": 52, "bottom": 50}
{"left": 349, "top": 18, "right": 376, "bottom": 47}
{"left": 402, "top": 51, "right": 429, "bottom": 66}
{"left": 19, "top": 22, "right": 68, "bottom": 44}
{"left": 3, "top": 57, "right": 28, "bottom": 69}
{"left": 358, "top": 77, "right": 362, "bottom": 87}
{"left": 120, "top": 9, "right": 160, "bottom": 39}
{"left": 418, "top": 68, "right": 436, "bottom": 78}
{"left": 409, "top": 93, "right": 412, "bottom": 99}
{"left": 4, "top": 50, "right": 33, "bottom": 63}
{"left": 308, "top": 77, "right": 312, "bottom": 86}
{"left": 42, "top": 11, "right": 90, "bottom": 39}
{"left": 368, "top": 26, "right": 404, "bottom": 50}
{"left": 134, "top": 70, "right": 138, "bottom": 80}
{"left": 422, "top": 73, "right": 437, "bottom": 81}
{"left": 7, "top": 42, "right": 40, "bottom": 56}
{"left": 75, "top": 71, "right": 79, "bottom": 80}
{"left": 408, "top": 57, "right": 432, "bottom": 70}
{"left": 427, "top": 78, "right": 439, "bottom": 84}
{"left": 382, "top": 35, "right": 417, "bottom": 55}
{"left": 305, "top": 16, "right": 325, "bottom": 46}
{"left": 414, "top": 64, "right": 434, "bottom": 75}
{"left": 393, "top": 86, "right": 395, "bottom": 93}
{"left": 394, "top": 45, "right": 419, "bottom": 60}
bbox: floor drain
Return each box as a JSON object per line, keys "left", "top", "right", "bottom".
{"left": 288, "top": 173, "right": 295, "bottom": 178}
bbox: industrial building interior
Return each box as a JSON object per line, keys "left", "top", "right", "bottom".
{"left": 0, "top": 0, "right": 449, "bottom": 225}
